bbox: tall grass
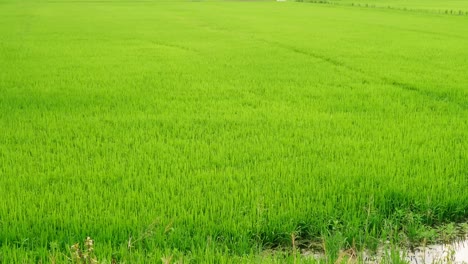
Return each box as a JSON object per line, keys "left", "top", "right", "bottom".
{"left": 0, "top": 0, "right": 467, "bottom": 262}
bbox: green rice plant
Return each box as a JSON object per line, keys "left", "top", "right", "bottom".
{"left": 0, "top": 0, "right": 467, "bottom": 262}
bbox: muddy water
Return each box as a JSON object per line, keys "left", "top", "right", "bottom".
{"left": 404, "top": 239, "right": 468, "bottom": 264}
{"left": 303, "top": 239, "right": 468, "bottom": 263}
{"left": 365, "top": 239, "right": 468, "bottom": 263}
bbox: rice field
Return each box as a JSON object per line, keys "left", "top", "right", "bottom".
{"left": 0, "top": 0, "right": 467, "bottom": 262}
{"left": 328, "top": 0, "right": 468, "bottom": 14}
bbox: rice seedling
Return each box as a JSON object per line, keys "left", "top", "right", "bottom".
{"left": 0, "top": 0, "right": 467, "bottom": 262}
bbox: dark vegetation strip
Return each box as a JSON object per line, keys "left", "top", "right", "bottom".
{"left": 297, "top": 0, "right": 468, "bottom": 17}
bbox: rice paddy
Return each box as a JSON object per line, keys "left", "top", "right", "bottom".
{"left": 327, "top": 0, "right": 468, "bottom": 14}
{"left": 0, "top": 0, "right": 467, "bottom": 262}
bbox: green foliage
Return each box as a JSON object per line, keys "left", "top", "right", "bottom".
{"left": 0, "top": 0, "right": 467, "bottom": 262}
{"left": 323, "top": 0, "right": 468, "bottom": 14}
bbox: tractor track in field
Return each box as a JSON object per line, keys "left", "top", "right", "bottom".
{"left": 258, "top": 38, "right": 467, "bottom": 110}
{"left": 149, "top": 40, "right": 201, "bottom": 55}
